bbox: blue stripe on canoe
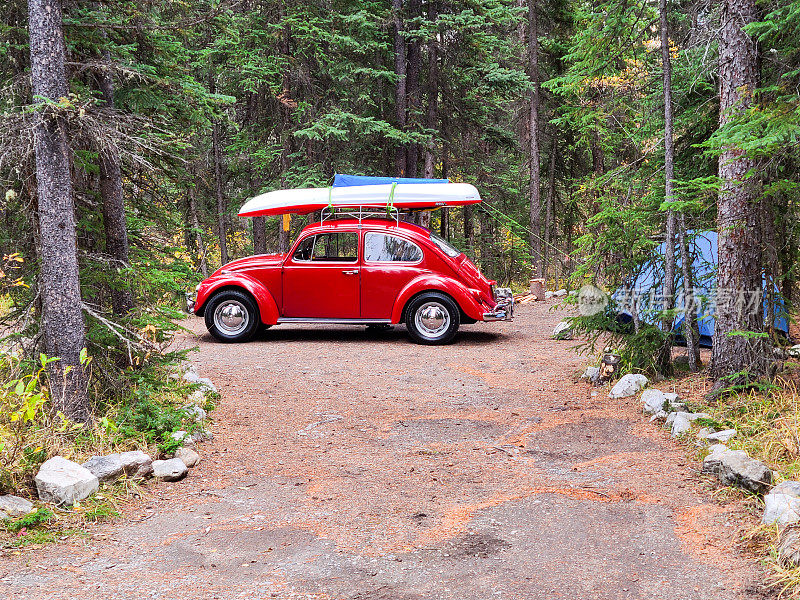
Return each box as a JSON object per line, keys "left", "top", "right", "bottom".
{"left": 333, "top": 174, "right": 449, "bottom": 187}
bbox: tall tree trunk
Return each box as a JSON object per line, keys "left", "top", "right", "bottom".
{"left": 405, "top": 0, "right": 422, "bottom": 178}
{"left": 252, "top": 216, "right": 267, "bottom": 254}
{"left": 28, "top": 0, "right": 90, "bottom": 422}
{"left": 678, "top": 216, "right": 700, "bottom": 370}
{"left": 211, "top": 118, "right": 229, "bottom": 266}
{"left": 711, "top": 0, "right": 770, "bottom": 387}
{"left": 96, "top": 52, "right": 133, "bottom": 317}
{"left": 187, "top": 182, "right": 208, "bottom": 278}
{"left": 393, "top": 0, "right": 407, "bottom": 176}
{"left": 527, "top": 0, "right": 543, "bottom": 278}
{"left": 278, "top": 12, "right": 292, "bottom": 253}
{"left": 464, "top": 205, "right": 474, "bottom": 256}
{"left": 657, "top": 0, "right": 677, "bottom": 375}
{"left": 423, "top": 3, "right": 438, "bottom": 180}
{"left": 543, "top": 135, "right": 557, "bottom": 280}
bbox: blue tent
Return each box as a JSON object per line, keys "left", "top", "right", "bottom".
{"left": 612, "top": 230, "right": 788, "bottom": 347}
{"left": 333, "top": 174, "right": 449, "bottom": 187}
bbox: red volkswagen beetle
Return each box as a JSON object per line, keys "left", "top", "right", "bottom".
{"left": 188, "top": 217, "right": 513, "bottom": 345}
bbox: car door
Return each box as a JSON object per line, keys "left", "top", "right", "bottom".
{"left": 360, "top": 231, "right": 426, "bottom": 319}
{"left": 282, "top": 230, "right": 361, "bottom": 318}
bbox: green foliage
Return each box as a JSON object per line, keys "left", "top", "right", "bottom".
{"left": 3, "top": 507, "right": 53, "bottom": 533}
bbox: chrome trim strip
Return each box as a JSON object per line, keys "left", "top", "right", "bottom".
{"left": 276, "top": 318, "right": 392, "bottom": 324}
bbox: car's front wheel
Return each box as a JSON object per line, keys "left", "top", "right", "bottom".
{"left": 405, "top": 292, "right": 460, "bottom": 345}
{"left": 204, "top": 289, "right": 260, "bottom": 343}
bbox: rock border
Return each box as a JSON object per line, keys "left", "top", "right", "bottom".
{"left": 20, "top": 364, "right": 217, "bottom": 514}
{"left": 589, "top": 373, "right": 800, "bottom": 565}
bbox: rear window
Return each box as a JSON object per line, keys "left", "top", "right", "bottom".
{"left": 364, "top": 233, "right": 423, "bottom": 262}
{"left": 430, "top": 232, "right": 461, "bottom": 258}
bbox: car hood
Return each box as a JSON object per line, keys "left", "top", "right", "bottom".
{"left": 214, "top": 253, "right": 285, "bottom": 275}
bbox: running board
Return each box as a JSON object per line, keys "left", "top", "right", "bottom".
{"left": 276, "top": 318, "right": 392, "bottom": 325}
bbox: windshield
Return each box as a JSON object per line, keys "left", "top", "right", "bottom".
{"left": 430, "top": 232, "right": 462, "bottom": 258}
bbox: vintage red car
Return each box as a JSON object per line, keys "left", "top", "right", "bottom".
{"left": 188, "top": 216, "right": 513, "bottom": 345}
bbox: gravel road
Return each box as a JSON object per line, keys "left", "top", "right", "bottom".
{"left": 0, "top": 303, "right": 771, "bottom": 599}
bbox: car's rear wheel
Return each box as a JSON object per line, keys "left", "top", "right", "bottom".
{"left": 405, "top": 292, "right": 460, "bottom": 345}
{"left": 204, "top": 289, "right": 260, "bottom": 343}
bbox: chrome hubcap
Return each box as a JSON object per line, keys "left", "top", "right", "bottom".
{"left": 213, "top": 300, "right": 249, "bottom": 335}
{"left": 415, "top": 301, "right": 450, "bottom": 338}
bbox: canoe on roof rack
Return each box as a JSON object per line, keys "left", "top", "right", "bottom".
{"left": 237, "top": 179, "right": 481, "bottom": 218}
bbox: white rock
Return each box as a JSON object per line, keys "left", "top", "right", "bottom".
{"left": 553, "top": 289, "right": 568, "bottom": 297}
{"left": 170, "top": 430, "right": 195, "bottom": 446}
{"left": 609, "top": 374, "right": 648, "bottom": 399}
{"left": 581, "top": 366, "right": 600, "bottom": 383}
{"left": 552, "top": 321, "right": 573, "bottom": 340}
{"left": 35, "top": 457, "right": 99, "bottom": 506}
{"left": 764, "top": 481, "right": 800, "bottom": 526}
{"left": 175, "top": 447, "right": 200, "bottom": 468}
{"left": 699, "top": 429, "right": 737, "bottom": 443}
{"left": 662, "top": 392, "right": 686, "bottom": 412}
{"left": 152, "top": 458, "right": 188, "bottom": 481}
{"left": 183, "top": 403, "right": 207, "bottom": 423}
{"left": 82, "top": 455, "right": 124, "bottom": 483}
{"left": 544, "top": 291, "right": 554, "bottom": 299}
{"left": 640, "top": 389, "right": 667, "bottom": 415}
{"left": 118, "top": 450, "right": 153, "bottom": 478}
{"left": 778, "top": 526, "right": 800, "bottom": 566}
{"left": 187, "top": 389, "right": 207, "bottom": 405}
{"left": 191, "top": 428, "right": 213, "bottom": 443}
{"left": 183, "top": 370, "right": 217, "bottom": 393}
{"left": 671, "top": 413, "right": 693, "bottom": 436}
{"left": 0, "top": 495, "right": 34, "bottom": 519}
{"left": 788, "top": 344, "right": 800, "bottom": 358}
{"left": 702, "top": 444, "right": 772, "bottom": 494}
{"left": 668, "top": 411, "right": 711, "bottom": 437}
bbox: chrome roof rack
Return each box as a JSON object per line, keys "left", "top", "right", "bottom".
{"left": 320, "top": 205, "right": 401, "bottom": 227}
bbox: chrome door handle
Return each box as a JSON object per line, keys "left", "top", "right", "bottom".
{"left": 342, "top": 269, "right": 359, "bottom": 275}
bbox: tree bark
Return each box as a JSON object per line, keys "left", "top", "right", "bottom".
{"left": 678, "top": 215, "right": 700, "bottom": 371}
{"left": 423, "top": 2, "right": 438, "bottom": 181}
{"left": 405, "top": 0, "right": 422, "bottom": 178}
{"left": 96, "top": 52, "right": 133, "bottom": 317}
{"left": 28, "top": 0, "right": 90, "bottom": 422}
{"left": 542, "top": 135, "right": 556, "bottom": 279}
{"left": 187, "top": 181, "right": 208, "bottom": 278}
{"left": 657, "top": 0, "right": 676, "bottom": 375}
{"left": 711, "top": 0, "right": 770, "bottom": 386}
{"left": 392, "top": 0, "right": 407, "bottom": 176}
{"left": 527, "top": 0, "right": 543, "bottom": 278}
{"left": 252, "top": 216, "right": 267, "bottom": 254}
{"left": 211, "top": 117, "right": 229, "bottom": 266}
{"left": 278, "top": 12, "right": 292, "bottom": 253}
{"left": 464, "top": 205, "right": 474, "bottom": 256}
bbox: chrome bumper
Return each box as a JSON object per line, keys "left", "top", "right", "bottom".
{"left": 185, "top": 292, "right": 196, "bottom": 314}
{"left": 483, "top": 288, "right": 514, "bottom": 322}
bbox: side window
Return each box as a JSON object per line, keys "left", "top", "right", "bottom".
{"left": 364, "top": 232, "right": 423, "bottom": 262}
{"left": 293, "top": 236, "right": 315, "bottom": 261}
{"left": 311, "top": 232, "right": 358, "bottom": 262}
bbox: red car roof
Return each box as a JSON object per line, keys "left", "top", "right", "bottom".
{"left": 300, "top": 218, "right": 432, "bottom": 239}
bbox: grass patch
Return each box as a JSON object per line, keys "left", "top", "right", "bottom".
{"left": 693, "top": 378, "right": 800, "bottom": 479}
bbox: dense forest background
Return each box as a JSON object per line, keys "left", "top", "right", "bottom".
{"left": 0, "top": 0, "right": 799, "bottom": 420}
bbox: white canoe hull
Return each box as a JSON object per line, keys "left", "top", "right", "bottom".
{"left": 238, "top": 183, "right": 481, "bottom": 217}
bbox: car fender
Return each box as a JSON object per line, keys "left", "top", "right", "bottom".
{"left": 391, "top": 275, "right": 485, "bottom": 323}
{"left": 195, "top": 274, "right": 279, "bottom": 325}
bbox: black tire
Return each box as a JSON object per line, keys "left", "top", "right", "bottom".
{"left": 405, "top": 292, "right": 460, "bottom": 345}
{"left": 204, "top": 289, "right": 260, "bottom": 343}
